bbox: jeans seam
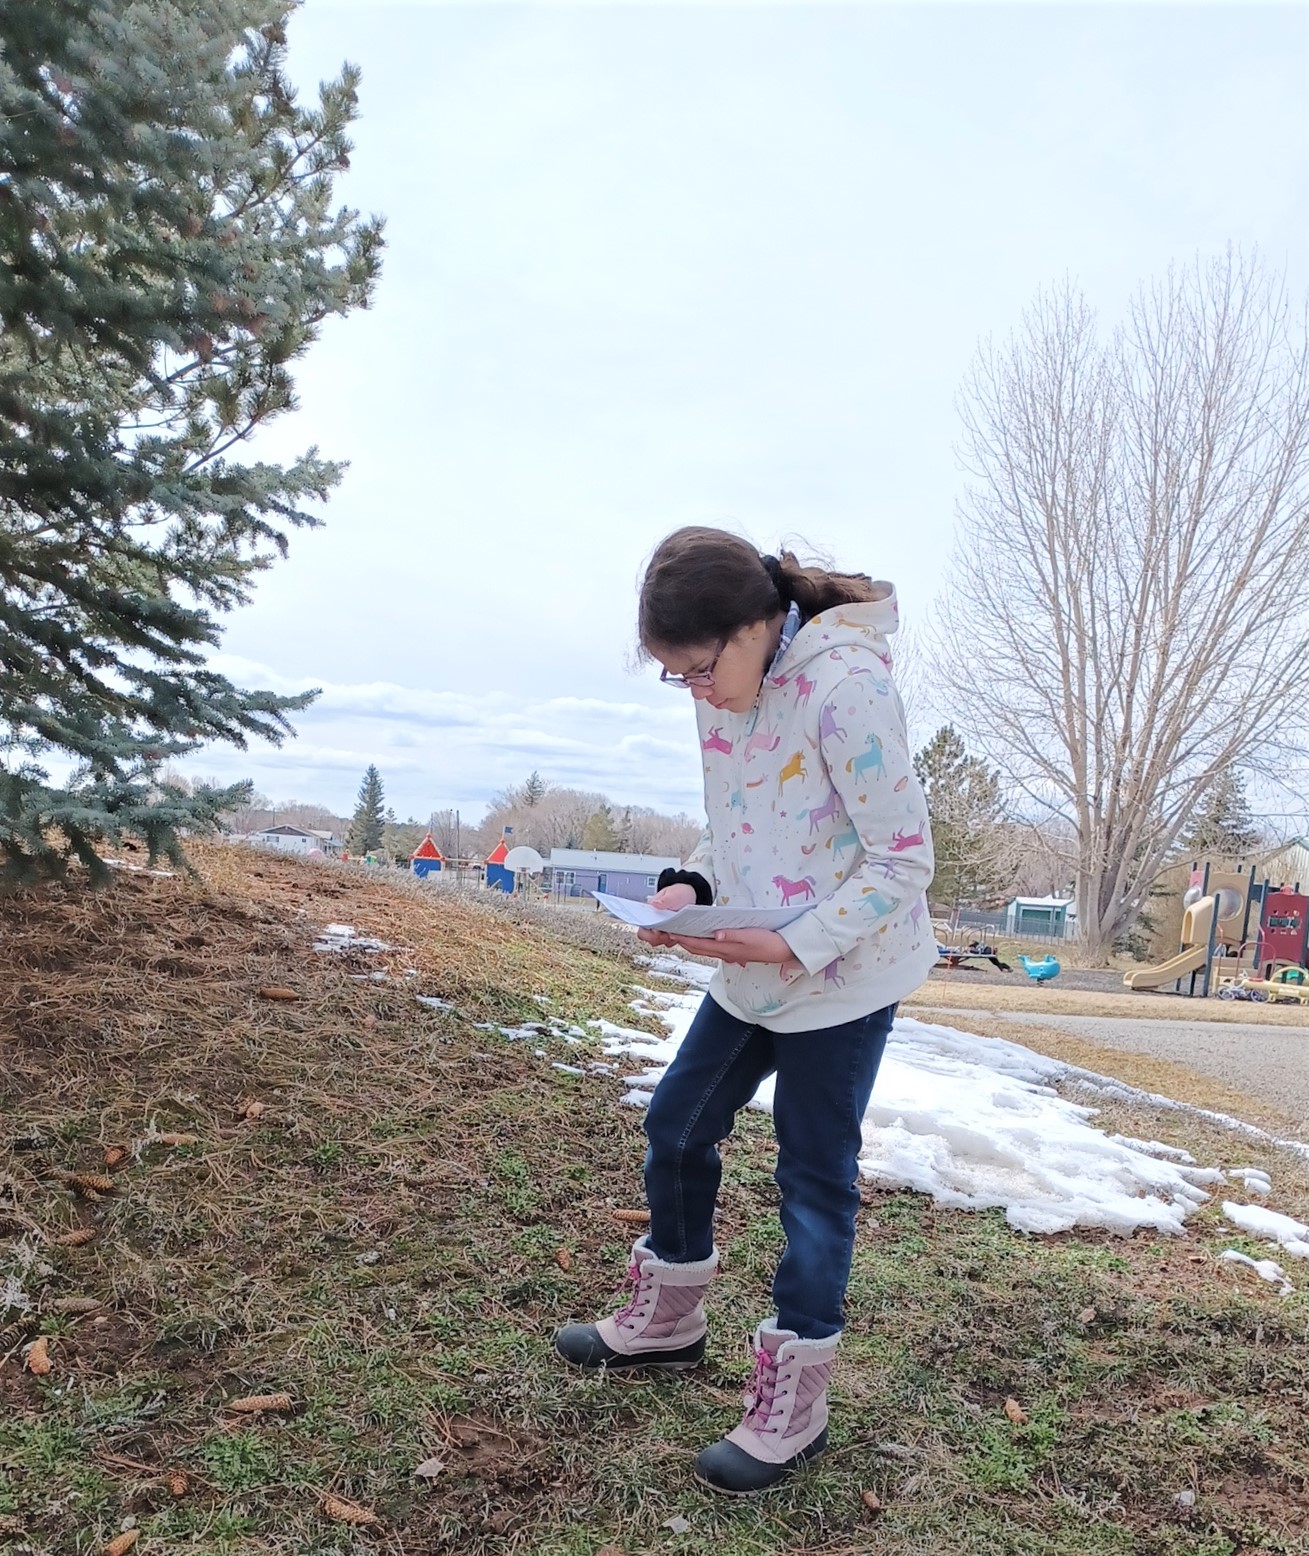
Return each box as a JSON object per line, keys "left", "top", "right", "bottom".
{"left": 669, "top": 1025, "right": 757, "bottom": 1259}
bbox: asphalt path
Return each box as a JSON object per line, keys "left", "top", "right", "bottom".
{"left": 921, "top": 1006, "right": 1309, "bottom": 1132}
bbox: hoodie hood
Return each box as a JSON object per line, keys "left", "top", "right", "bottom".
{"left": 768, "top": 583, "right": 901, "bottom": 681}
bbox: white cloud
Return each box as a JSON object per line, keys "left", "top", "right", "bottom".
{"left": 187, "top": 658, "right": 704, "bottom": 820}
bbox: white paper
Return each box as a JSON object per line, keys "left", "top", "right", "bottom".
{"left": 590, "top": 891, "right": 806, "bottom": 935}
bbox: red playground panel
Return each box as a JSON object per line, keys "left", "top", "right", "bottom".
{"left": 1256, "top": 889, "right": 1309, "bottom": 977}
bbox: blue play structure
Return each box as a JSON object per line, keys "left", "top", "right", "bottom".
{"left": 1018, "top": 954, "right": 1061, "bottom": 983}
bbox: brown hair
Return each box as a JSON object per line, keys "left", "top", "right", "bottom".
{"left": 638, "top": 527, "right": 878, "bottom": 653}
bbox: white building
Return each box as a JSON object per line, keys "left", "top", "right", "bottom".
{"left": 244, "top": 825, "right": 342, "bottom": 857}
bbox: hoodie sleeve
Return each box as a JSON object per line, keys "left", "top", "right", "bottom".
{"left": 681, "top": 825, "right": 717, "bottom": 899}
{"left": 778, "top": 654, "right": 935, "bottom": 977}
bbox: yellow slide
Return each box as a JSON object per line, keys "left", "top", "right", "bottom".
{"left": 1123, "top": 943, "right": 1209, "bottom": 990}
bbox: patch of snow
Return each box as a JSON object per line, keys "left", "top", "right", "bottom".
{"left": 1222, "top": 1201, "right": 1309, "bottom": 1261}
{"left": 416, "top": 995, "right": 453, "bottom": 1011}
{"left": 1226, "top": 1167, "right": 1272, "bottom": 1198}
{"left": 1108, "top": 1136, "right": 1196, "bottom": 1163}
{"left": 552, "top": 1063, "right": 584, "bottom": 1075}
{"left": 313, "top": 923, "right": 394, "bottom": 954}
{"left": 102, "top": 858, "right": 176, "bottom": 878}
{"left": 637, "top": 952, "right": 715, "bottom": 988}
{"left": 1219, "top": 1248, "right": 1294, "bottom": 1294}
{"left": 594, "top": 976, "right": 1291, "bottom": 1241}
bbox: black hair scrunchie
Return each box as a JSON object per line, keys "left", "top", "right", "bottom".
{"left": 760, "top": 553, "right": 789, "bottom": 604}
{"left": 656, "top": 867, "right": 714, "bottom": 906}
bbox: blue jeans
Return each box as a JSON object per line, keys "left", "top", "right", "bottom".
{"left": 642, "top": 994, "right": 895, "bottom": 1340}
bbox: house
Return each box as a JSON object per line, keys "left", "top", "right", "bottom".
{"left": 1004, "top": 895, "right": 1075, "bottom": 938}
{"left": 244, "top": 825, "right": 342, "bottom": 857}
{"left": 1258, "top": 838, "right": 1309, "bottom": 891}
{"left": 547, "top": 848, "right": 681, "bottom": 904}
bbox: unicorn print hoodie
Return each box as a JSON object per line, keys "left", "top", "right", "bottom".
{"left": 680, "top": 584, "right": 936, "bottom": 1032}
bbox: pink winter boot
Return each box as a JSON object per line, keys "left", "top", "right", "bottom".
{"left": 555, "top": 1236, "right": 717, "bottom": 1371}
{"left": 694, "top": 1318, "right": 838, "bottom": 1494}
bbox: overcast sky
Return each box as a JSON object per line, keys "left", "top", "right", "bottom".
{"left": 190, "top": 0, "right": 1309, "bottom": 825}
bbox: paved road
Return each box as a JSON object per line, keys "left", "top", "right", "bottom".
{"left": 922, "top": 1007, "right": 1309, "bottom": 1131}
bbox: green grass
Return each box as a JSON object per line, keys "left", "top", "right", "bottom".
{"left": 2, "top": 851, "right": 1307, "bottom": 1555}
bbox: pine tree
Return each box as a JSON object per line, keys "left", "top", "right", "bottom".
{"left": 0, "top": 2, "right": 383, "bottom": 883}
{"left": 1182, "top": 771, "right": 1262, "bottom": 860}
{"left": 523, "top": 770, "right": 547, "bottom": 807}
{"left": 382, "top": 812, "right": 425, "bottom": 866}
{"left": 913, "top": 725, "right": 1006, "bottom": 911}
{"left": 582, "top": 803, "right": 621, "bottom": 851}
{"left": 347, "top": 766, "right": 385, "bottom": 855}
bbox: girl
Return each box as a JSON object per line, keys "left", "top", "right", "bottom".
{"left": 555, "top": 527, "right": 935, "bottom": 1495}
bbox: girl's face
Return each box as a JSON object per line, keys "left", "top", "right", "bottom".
{"left": 654, "top": 616, "right": 784, "bottom": 716}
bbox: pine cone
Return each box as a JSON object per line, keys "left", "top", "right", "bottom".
{"left": 322, "top": 1493, "right": 379, "bottom": 1525}
{"left": 49, "top": 1297, "right": 101, "bottom": 1315}
{"left": 50, "top": 1227, "right": 97, "bottom": 1246}
{"left": 225, "top": 1392, "right": 294, "bottom": 1414}
{"left": 25, "top": 1336, "right": 52, "bottom": 1375}
{"left": 0, "top": 1316, "right": 38, "bottom": 1353}
{"left": 57, "top": 1171, "right": 115, "bottom": 1197}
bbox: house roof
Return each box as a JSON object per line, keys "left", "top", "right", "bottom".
{"left": 255, "top": 825, "right": 315, "bottom": 837}
{"left": 411, "top": 832, "right": 444, "bottom": 862}
{"left": 548, "top": 849, "right": 681, "bottom": 874}
{"left": 486, "top": 839, "right": 509, "bottom": 865}
{"left": 1008, "top": 896, "right": 1073, "bottom": 908}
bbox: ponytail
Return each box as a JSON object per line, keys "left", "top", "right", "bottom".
{"left": 766, "top": 550, "right": 879, "bottom": 616}
{"left": 639, "top": 527, "right": 878, "bottom": 653}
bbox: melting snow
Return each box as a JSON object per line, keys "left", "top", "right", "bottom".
{"left": 1219, "top": 1249, "right": 1294, "bottom": 1295}
{"left": 599, "top": 963, "right": 1309, "bottom": 1244}
{"left": 102, "top": 858, "right": 176, "bottom": 878}
{"left": 312, "top": 923, "right": 394, "bottom": 954}
{"left": 1222, "top": 1201, "right": 1309, "bottom": 1261}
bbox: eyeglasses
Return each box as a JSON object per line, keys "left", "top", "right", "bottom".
{"left": 659, "top": 640, "right": 727, "bottom": 690}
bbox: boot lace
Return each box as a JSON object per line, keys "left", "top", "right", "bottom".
{"left": 613, "top": 1256, "right": 651, "bottom": 1329}
{"left": 742, "top": 1341, "right": 784, "bottom": 1435}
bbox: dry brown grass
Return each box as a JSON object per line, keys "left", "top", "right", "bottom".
{"left": 3, "top": 844, "right": 1307, "bottom": 1555}
{"left": 907, "top": 976, "right": 1309, "bottom": 1026}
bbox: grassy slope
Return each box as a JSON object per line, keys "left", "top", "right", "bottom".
{"left": 0, "top": 847, "right": 1306, "bottom": 1556}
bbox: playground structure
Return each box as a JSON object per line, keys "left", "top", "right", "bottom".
{"left": 1124, "top": 861, "right": 1309, "bottom": 998}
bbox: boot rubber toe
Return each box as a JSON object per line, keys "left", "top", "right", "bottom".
{"left": 693, "top": 1427, "right": 828, "bottom": 1495}
{"left": 554, "top": 1323, "right": 704, "bottom": 1371}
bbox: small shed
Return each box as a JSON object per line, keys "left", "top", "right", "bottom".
{"left": 485, "top": 836, "right": 513, "bottom": 893}
{"left": 410, "top": 832, "right": 444, "bottom": 879}
{"left": 547, "top": 848, "right": 681, "bottom": 903}
{"left": 1005, "top": 895, "right": 1074, "bottom": 938}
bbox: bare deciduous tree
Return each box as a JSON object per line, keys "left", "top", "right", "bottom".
{"left": 933, "top": 251, "right": 1309, "bottom": 959}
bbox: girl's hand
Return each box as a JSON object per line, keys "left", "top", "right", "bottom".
{"left": 638, "top": 882, "right": 698, "bottom": 945}
{"left": 653, "top": 928, "right": 804, "bottom": 980}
